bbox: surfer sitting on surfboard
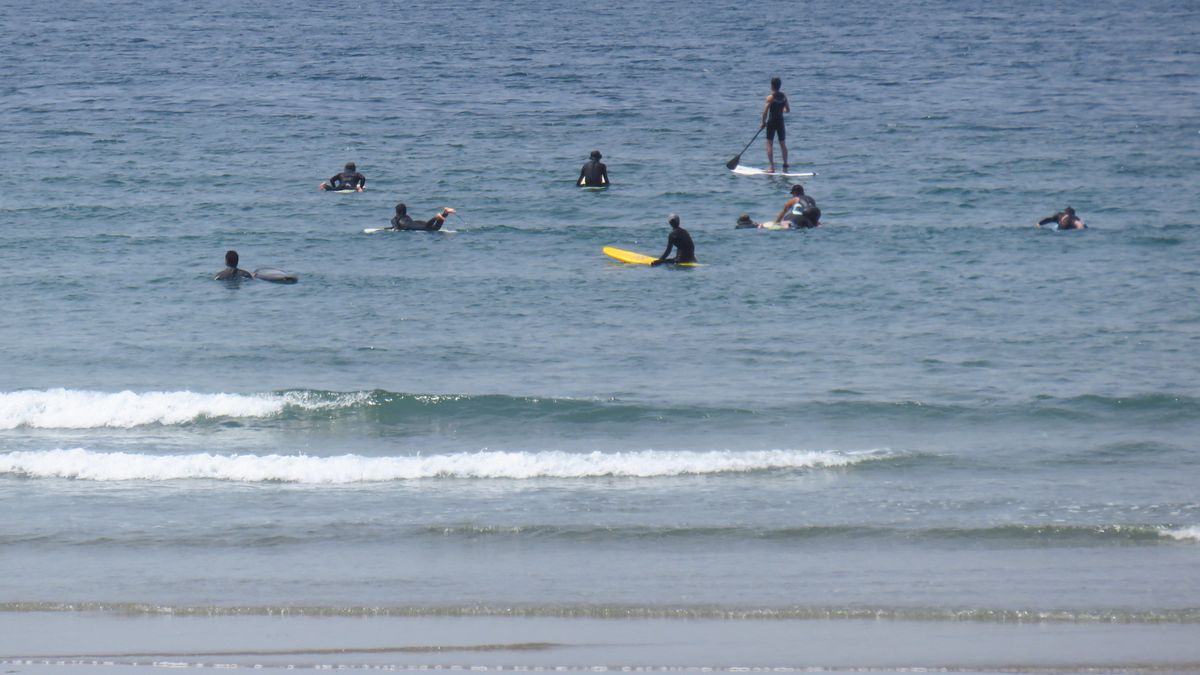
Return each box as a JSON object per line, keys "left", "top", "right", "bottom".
{"left": 320, "top": 162, "right": 366, "bottom": 192}
{"left": 390, "top": 203, "right": 454, "bottom": 231}
{"left": 215, "top": 250, "right": 253, "bottom": 280}
{"left": 577, "top": 150, "right": 609, "bottom": 187}
{"left": 651, "top": 214, "right": 697, "bottom": 266}
{"left": 774, "top": 184, "right": 820, "bottom": 229}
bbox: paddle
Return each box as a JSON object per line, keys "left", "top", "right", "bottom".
{"left": 726, "top": 126, "right": 764, "bottom": 170}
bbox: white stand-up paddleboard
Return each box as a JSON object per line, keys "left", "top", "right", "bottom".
{"left": 731, "top": 165, "right": 817, "bottom": 177}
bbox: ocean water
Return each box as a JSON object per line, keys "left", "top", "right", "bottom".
{"left": 2, "top": 0, "right": 1200, "bottom": 670}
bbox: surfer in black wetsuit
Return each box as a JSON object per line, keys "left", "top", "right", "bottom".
{"left": 736, "top": 213, "right": 759, "bottom": 229}
{"left": 761, "top": 77, "right": 790, "bottom": 174}
{"left": 577, "top": 150, "right": 609, "bottom": 187}
{"left": 1037, "top": 206, "right": 1086, "bottom": 231}
{"left": 390, "top": 203, "right": 454, "bottom": 231}
{"left": 215, "top": 250, "right": 253, "bottom": 280}
{"left": 651, "top": 214, "right": 697, "bottom": 266}
{"left": 321, "top": 162, "right": 366, "bottom": 191}
{"left": 774, "top": 184, "right": 820, "bottom": 229}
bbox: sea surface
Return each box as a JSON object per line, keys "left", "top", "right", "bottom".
{"left": 2, "top": 0, "right": 1199, "bottom": 670}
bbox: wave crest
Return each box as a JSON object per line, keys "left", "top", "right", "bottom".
{"left": 0, "top": 389, "right": 368, "bottom": 429}
{"left": 0, "top": 448, "right": 885, "bottom": 483}
{"left": 4, "top": 388, "right": 1199, "bottom": 430}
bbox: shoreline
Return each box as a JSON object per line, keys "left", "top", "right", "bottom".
{"left": 3, "top": 613, "right": 1200, "bottom": 673}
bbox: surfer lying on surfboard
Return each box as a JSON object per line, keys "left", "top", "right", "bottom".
{"left": 1036, "top": 206, "right": 1087, "bottom": 231}
{"left": 736, "top": 214, "right": 760, "bottom": 229}
{"left": 651, "top": 214, "right": 697, "bottom": 266}
{"left": 319, "top": 162, "right": 366, "bottom": 192}
{"left": 390, "top": 203, "right": 455, "bottom": 231}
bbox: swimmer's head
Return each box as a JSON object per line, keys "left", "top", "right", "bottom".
{"left": 737, "top": 213, "right": 753, "bottom": 225}
{"left": 668, "top": 214, "right": 680, "bottom": 227}
{"left": 395, "top": 203, "right": 407, "bottom": 216}
{"left": 771, "top": 77, "right": 782, "bottom": 91}
{"left": 225, "top": 250, "right": 239, "bottom": 267}
{"left": 345, "top": 162, "right": 357, "bottom": 172}
{"left": 590, "top": 150, "right": 602, "bottom": 160}
{"left": 1065, "top": 206, "right": 1075, "bottom": 215}
{"left": 791, "top": 184, "right": 805, "bottom": 196}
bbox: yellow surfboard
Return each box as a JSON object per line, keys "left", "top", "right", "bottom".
{"left": 603, "top": 246, "right": 699, "bottom": 267}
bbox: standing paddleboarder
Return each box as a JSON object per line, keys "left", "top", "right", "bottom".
{"left": 761, "top": 77, "right": 790, "bottom": 174}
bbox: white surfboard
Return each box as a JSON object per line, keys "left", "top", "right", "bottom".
{"left": 253, "top": 268, "right": 298, "bottom": 283}
{"left": 731, "top": 165, "right": 817, "bottom": 177}
{"left": 363, "top": 227, "right": 457, "bottom": 234}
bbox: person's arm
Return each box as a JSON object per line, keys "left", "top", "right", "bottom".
{"left": 783, "top": 96, "right": 790, "bottom": 114}
{"left": 761, "top": 95, "right": 772, "bottom": 127}
{"left": 1036, "top": 213, "right": 1059, "bottom": 227}
{"left": 655, "top": 233, "right": 677, "bottom": 263}
{"left": 578, "top": 164, "right": 587, "bottom": 186}
{"left": 357, "top": 174, "right": 366, "bottom": 190}
{"left": 776, "top": 197, "right": 797, "bottom": 224}
{"left": 600, "top": 164, "right": 609, "bottom": 185}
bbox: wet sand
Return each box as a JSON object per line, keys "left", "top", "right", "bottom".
{"left": 3, "top": 613, "right": 1200, "bottom": 673}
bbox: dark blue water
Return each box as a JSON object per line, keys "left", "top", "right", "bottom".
{"left": 1, "top": 0, "right": 1199, "bottom": 642}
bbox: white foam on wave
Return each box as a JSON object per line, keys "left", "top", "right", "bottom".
{"left": 0, "top": 448, "right": 886, "bottom": 483}
{"left": 1160, "top": 526, "right": 1200, "bottom": 542}
{"left": 0, "top": 389, "right": 366, "bottom": 429}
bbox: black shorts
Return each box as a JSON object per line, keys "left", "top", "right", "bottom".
{"left": 786, "top": 208, "right": 820, "bottom": 229}
{"left": 766, "top": 118, "right": 785, "bottom": 142}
